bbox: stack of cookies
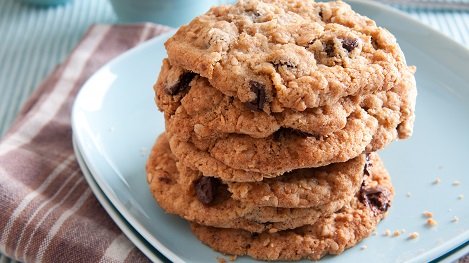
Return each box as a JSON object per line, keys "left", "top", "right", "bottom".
{"left": 146, "top": 0, "right": 417, "bottom": 261}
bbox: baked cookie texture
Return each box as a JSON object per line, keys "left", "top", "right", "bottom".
{"left": 189, "top": 152, "right": 394, "bottom": 261}
{"left": 146, "top": 133, "right": 372, "bottom": 233}
{"left": 164, "top": 0, "right": 415, "bottom": 115}
{"left": 145, "top": 136, "right": 393, "bottom": 260}
{"left": 147, "top": 0, "right": 416, "bottom": 260}
{"left": 166, "top": 111, "right": 376, "bottom": 181}
{"left": 155, "top": 59, "right": 415, "bottom": 180}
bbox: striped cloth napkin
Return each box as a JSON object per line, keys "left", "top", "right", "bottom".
{"left": 0, "top": 23, "right": 171, "bottom": 263}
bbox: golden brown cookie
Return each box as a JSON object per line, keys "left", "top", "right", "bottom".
{"left": 166, "top": 108, "right": 377, "bottom": 182}
{"left": 226, "top": 154, "right": 367, "bottom": 208}
{"left": 189, "top": 153, "right": 394, "bottom": 261}
{"left": 155, "top": 60, "right": 415, "bottom": 181}
{"left": 146, "top": 133, "right": 374, "bottom": 233}
{"left": 155, "top": 58, "right": 356, "bottom": 138}
{"left": 164, "top": 0, "right": 416, "bottom": 116}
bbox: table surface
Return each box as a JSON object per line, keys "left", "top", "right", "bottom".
{"left": 1, "top": 0, "right": 469, "bottom": 262}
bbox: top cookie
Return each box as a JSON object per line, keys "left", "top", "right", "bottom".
{"left": 164, "top": 0, "right": 415, "bottom": 113}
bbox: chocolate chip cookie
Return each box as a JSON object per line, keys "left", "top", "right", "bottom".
{"left": 189, "top": 153, "right": 394, "bottom": 261}
{"left": 146, "top": 133, "right": 373, "bottom": 232}
{"left": 226, "top": 154, "right": 367, "bottom": 208}
{"left": 156, "top": 58, "right": 356, "bottom": 138}
{"left": 166, "top": 107, "right": 377, "bottom": 182}
{"left": 156, "top": 61, "right": 415, "bottom": 180}
{"left": 164, "top": 0, "right": 416, "bottom": 115}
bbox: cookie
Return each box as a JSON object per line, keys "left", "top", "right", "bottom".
{"left": 155, "top": 58, "right": 355, "bottom": 138}
{"left": 226, "top": 154, "right": 367, "bottom": 208}
{"left": 156, "top": 59, "right": 416, "bottom": 164}
{"left": 166, "top": 107, "right": 377, "bottom": 182}
{"left": 146, "top": 133, "right": 369, "bottom": 233}
{"left": 189, "top": 153, "right": 394, "bottom": 261}
{"left": 164, "top": 0, "right": 416, "bottom": 115}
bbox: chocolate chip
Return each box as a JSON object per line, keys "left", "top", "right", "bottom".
{"left": 272, "top": 58, "right": 296, "bottom": 68}
{"left": 244, "top": 80, "right": 266, "bottom": 111}
{"left": 324, "top": 41, "right": 335, "bottom": 57}
{"left": 158, "top": 177, "right": 172, "bottom": 184}
{"left": 359, "top": 187, "right": 391, "bottom": 215}
{"left": 247, "top": 10, "right": 261, "bottom": 22}
{"left": 164, "top": 71, "right": 196, "bottom": 95}
{"left": 195, "top": 176, "right": 220, "bottom": 206}
{"left": 342, "top": 38, "right": 359, "bottom": 52}
{"left": 370, "top": 37, "right": 380, "bottom": 49}
{"left": 364, "top": 153, "right": 372, "bottom": 176}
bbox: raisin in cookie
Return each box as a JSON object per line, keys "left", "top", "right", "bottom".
{"left": 157, "top": 59, "right": 416, "bottom": 161}
{"left": 156, "top": 58, "right": 355, "bottom": 138}
{"left": 146, "top": 133, "right": 365, "bottom": 233}
{"left": 189, "top": 153, "right": 394, "bottom": 261}
{"left": 164, "top": 0, "right": 416, "bottom": 114}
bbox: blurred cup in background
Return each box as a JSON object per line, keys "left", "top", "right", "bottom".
{"left": 17, "top": 0, "right": 72, "bottom": 5}
{"left": 109, "top": 0, "right": 220, "bottom": 28}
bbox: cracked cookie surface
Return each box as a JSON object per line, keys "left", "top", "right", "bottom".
{"left": 164, "top": 0, "right": 416, "bottom": 115}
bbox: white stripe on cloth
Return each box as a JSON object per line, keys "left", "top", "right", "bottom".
{"left": 17, "top": 171, "right": 83, "bottom": 260}
{"left": 35, "top": 188, "right": 93, "bottom": 263}
{"left": 0, "top": 24, "right": 112, "bottom": 157}
{"left": 0, "top": 154, "right": 76, "bottom": 253}
{"left": 138, "top": 24, "right": 154, "bottom": 45}
{"left": 99, "top": 234, "right": 135, "bottom": 263}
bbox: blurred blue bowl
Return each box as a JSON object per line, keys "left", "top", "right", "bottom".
{"left": 18, "top": 0, "right": 72, "bottom": 6}
{"left": 109, "top": 0, "right": 220, "bottom": 27}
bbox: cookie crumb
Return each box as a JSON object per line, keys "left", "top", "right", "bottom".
{"left": 216, "top": 256, "right": 227, "bottom": 263}
{"left": 372, "top": 231, "right": 378, "bottom": 236}
{"left": 409, "top": 232, "right": 419, "bottom": 239}
{"left": 453, "top": 216, "right": 459, "bottom": 222}
{"left": 453, "top": 181, "right": 461, "bottom": 186}
{"left": 458, "top": 194, "right": 464, "bottom": 200}
{"left": 229, "top": 255, "right": 237, "bottom": 261}
{"left": 401, "top": 229, "right": 406, "bottom": 233}
{"left": 140, "top": 147, "right": 149, "bottom": 157}
{"left": 268, "top": 228, "right": 278, "bottom": 233}
{"left": 423, "top": 211, "right": 433, "bottom": 218}
{"left": 219, "top": 258, "right": 227, "bottom": 263}
{"left": 361, "top": 245, "right": 367, "bottom": 250}
{"left": 384, "top": 229, "right": 391, "bottom": 236}
{"left": 434, "top": 178, "right": 441, "bottom": 184}
{"left": 427, "top": 218, "right": 437, "bottom": 226}
{"left": 393, "top": 230, "right": 401, "bottom": 237}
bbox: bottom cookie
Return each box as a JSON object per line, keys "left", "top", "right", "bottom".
{"left": 189, "top": 155, "right": 394, "bottom": 261}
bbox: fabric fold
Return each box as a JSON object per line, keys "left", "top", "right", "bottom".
{"left": 0, "top": 23, "right": 171, "bottom": 263}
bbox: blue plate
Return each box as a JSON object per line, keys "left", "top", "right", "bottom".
{"left": 72, "top": 137, "right": 169, "bottom": 263}
{"left": 72, "top": 1, "right": 469, "bottom": 262}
